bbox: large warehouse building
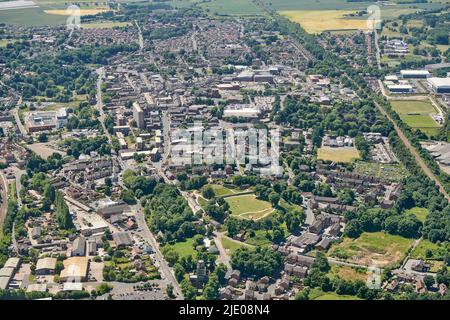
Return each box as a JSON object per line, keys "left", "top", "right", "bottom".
{"left": 428, "top": 77, "right": 450, "bottom": 93}
{"left": 400, "top": 70, "right": 430, "bottom": 79}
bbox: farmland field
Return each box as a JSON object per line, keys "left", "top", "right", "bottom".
{"left": 200, "top": 0, "right": 264, "bottom": 16}
{"left": 224, "top": 194, "right": 274, "bottom": 220}
{"left": 261, "top": 0, "right": 443, "bottom": 11}
{"left": 317, "top": 147, "right": 360, "bottom": 163}
{"left": 44, "top": 8, "right": 111, "bottom": 16}
{"left": 279, "top": 10, "right": 368, "bottom": 34}
{"left": 328, "top": 232, "right": 414, "bottom": 268}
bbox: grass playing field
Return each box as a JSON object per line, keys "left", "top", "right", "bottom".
{"left": 317, "top": 146, "right": 360, "bottom": 163}
{"left": 390, "top": 100, "right": 441, "bottom": 137}
{"left": 328, "top": 232, "right": 414, "bottom": 268}
{"left": 224, "top": 194, "right": 274, "bottom": 220}
{"left": 209, "top": 184, "right": 243, "bottom": 197}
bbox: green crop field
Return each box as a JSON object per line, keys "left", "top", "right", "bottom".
{"left": 0, "top": 7, "right": 66, "bottom": 26}
{"left": 225, "top": 194, "right": 274, "bottom": 220}
{"left": 200, "top": 0, "right": 264, "bottom": 16}
{"left": 328, "top": 232, "right": 413, "bottom": 268}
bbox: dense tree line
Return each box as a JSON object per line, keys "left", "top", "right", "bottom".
{"left": 231, "top": 247, "right": 283, "bottom": 278}
{"left": 144, "top": 184, "right": 204, "bottom": 242}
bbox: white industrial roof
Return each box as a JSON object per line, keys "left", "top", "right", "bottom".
{"left": 388, "top": 85, "right": 412, "bottom": 89}
{"left": 428, "top": 77, "right": 450, "bottom": 88}
{"left": 401, "top": 70, "right": 430, "bottom": 75}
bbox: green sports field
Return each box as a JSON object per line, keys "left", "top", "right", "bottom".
{"left": 224, "top": 194, "right": 274, "bottom": 220}
{"left": 390, "top": 100, "right": 441, "bottom": 137}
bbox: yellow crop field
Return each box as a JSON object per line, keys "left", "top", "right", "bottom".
{"left": 44, "top": 9, "right": 111, "bottom": 16}
{"left": 279, "top": 10, "right": 371, "bottom": 34}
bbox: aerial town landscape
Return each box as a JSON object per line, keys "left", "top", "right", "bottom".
{"left": 0, "top": 0, "right": 450, "bottom": 304}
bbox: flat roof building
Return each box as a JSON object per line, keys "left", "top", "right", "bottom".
{"left": 400, "top": 70, "right": 430, "bottom": 79}
{"left": 388, "top": 84, "right": 413, "bottom": 93}
{"left": 112, "top": 232, "right": 133, "bottom": 248}
{"left": 428, "top": 77, "right": 450, "bottom": 93}
{"left": 133, "top": 102, "right": 145, "bottom": 129}
{"left": 35, "top": 257, "right": 57, "bottom": 275}
{"left": 60, "top": 257, "right": 89, "bottom": 282}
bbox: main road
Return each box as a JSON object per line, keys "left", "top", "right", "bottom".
{"left": 133, "top": 202, "right": 184, "bottom": 299}
{"left": 95, "top": 67, "right": 113, "bottom": 144}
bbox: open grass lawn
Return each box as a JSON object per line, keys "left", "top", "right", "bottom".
{"left": 329, "top": 265, "right": 368, "bottom": 282}
{"left": 164, "top": 237, "right": 197, "bottom": 259}
{"left": 354, "top": 161, "right": 408, "bottom": 182}
{"left": 200, "top": 0, "right": 264, "bottom": 16}
{"left": 209, "top": 184, "right": 242, "bottom": 197}
{"left": 404, "top": 207, "right": 429, "bottom": 223}
{"left": 245, "top": 229, "right": 273, "bottom": 247}
{"left": 225, "top": 194, "right": 274, "bottom": 220}
{"left": 309, "top": 288, "right": 362, "bottom": 300}
{"left": 220, "top": 236, "right": 251, "bottom": 255}
{"left": 328, "top": 232, "right": 413, "bottom": 268}
{"left": 411, "top": 239, "right": 449, "bottom": 260}
{"left": 391, "top": 100, "right": 441, "bottom": 137}
{"left": 197, "top": 196, "right": 209, "bottom": 210}
{"left": 279, "top": 10, "right": 369, "bottom": 34}
{"left": 317, "top": 147, "right": 360, "bottom": 163}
